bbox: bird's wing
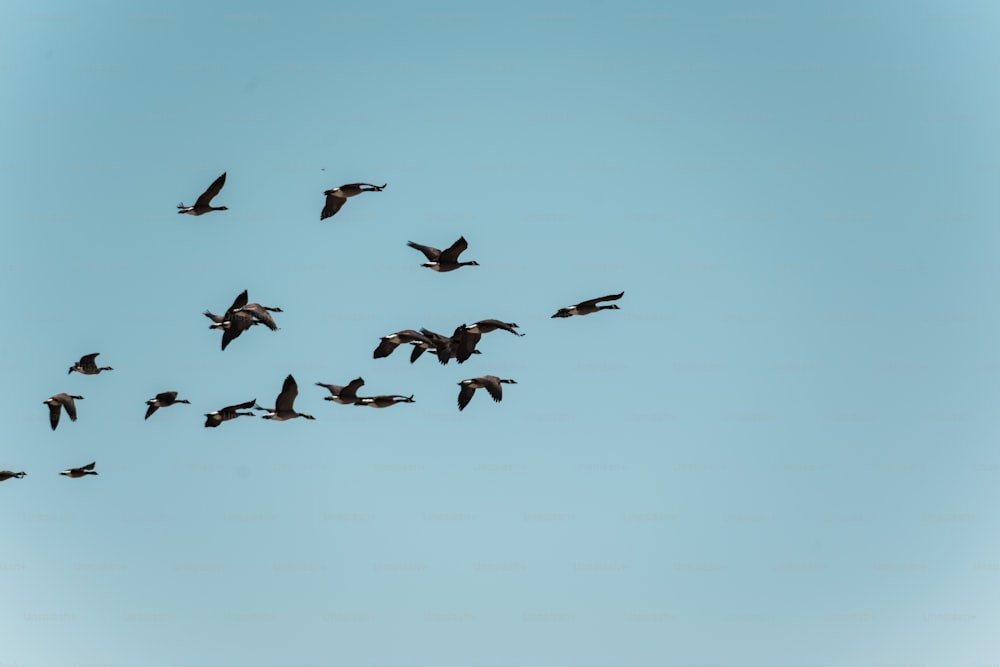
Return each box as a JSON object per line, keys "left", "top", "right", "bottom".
{"left": 81, "top": 462, "right": 96, "bottom": 471}
{"left": 580, "top": 291, "right": 625, "bottom": 308}
{"left": 61, "top": 395, "right": 78, "bottom": 421}
{"left": 48, "top": 402, "right": 62, "bottom": 430}
{"left": 195, "top": 172, "right": 226, "bottom": 207}
{"left": 482, "top": 376, "right": 503, "bottom": 402}
{"left": 373, "top": 338, "right": 400, "bottom": 359}
{"left": 80, "top": 353, "right": 100, "bottom": 365}
{"left": 321, "top": 194, "right": 346, "bottom": 220}
{"left": 439, "top": 236, "right": 469, "bottom": 263}
{"left": 242, "top": 304, "right": 279, "bottom": 331}
{"left": 157, "top": 391, "right": 178, "bottom": 402}
{"left": 343, "top": 378, "right": 365, "bottom": 397}
{"left": 276, "top": 375, "right": 298, "bottom": 411}
{"left": 457, "top": 384, "right": 476, "bottom": 411}
{"left": 226, "top": 290, "right": 249, "bottom": 313}
{"left": 406, "top": 241, "right": 440, "bottom": 261}
{"left": 144, "top": 404, "right": 158, "bottom": 420}
{"left": 226, "top": 399, "right": 258, "bottom": 412}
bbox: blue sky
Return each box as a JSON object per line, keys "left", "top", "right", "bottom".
{"left": 3, "top": 1, "right": 1000, "bottom": 665}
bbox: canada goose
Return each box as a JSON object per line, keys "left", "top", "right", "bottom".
{"left": 145, "top": 391, "right": 191, "bottom": 420}
{"left": 315, "top": 378, "right": 365, "bottom": 405}
{"left": 0, "top": 471, "right": 26, "bottom": 482}
{"left": 178, "top": 172, "right": 228, "bottom": 215}
{"left": 60, "top": 462, "right": 97, "bottom": 478}
{"left": 204, "top": 399, "right": 257, "bottom": 428}
{"left": 407, "top": 236, "right": 479, "bottom": 272}
{"left": 44, "top": 393, "right": 83, "bottom": 430}
{"left": 231, "top": 303, "right": 282, "bottom": 331}
{"left": 68, "top": 353, "right": 113, "bottom": 375}
{"left": 463, "top": 319, "right": 524, "bottom": 336}
{"left": 355, "top": 394, "right": 414, "bottom": 408}
{"left": 373, "top": 329, "right": 434, "bottom": 359}
{"left": 457, "top": 376, "right": 517, "bottom": 411}
{"left": 205, "top": 290, "right": 259, "bottom": 350}
{"left": 415, "top": 327, "right": 483, "bottom": 365}
{"left": 321, "top": 183, "right": 386, "bottom": 220}
{"left": 257, "top": 375, "right": 315, "bottom": 421}
{"left": 551, "top": 292, "right": 624, "bottom": 318}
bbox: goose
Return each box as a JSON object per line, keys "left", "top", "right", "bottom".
{"left": 257, "top": 375, "right": 315, "bottom": 421}
{"left": 204, "top": 399, "right": 257, "bottom": 428}
{"left": 551, "top": 292, "right": 624, "bottom": 318}
{"left": 205, "top": 290, "right": 259, "bottom": 350}
{"left": 231, "top": 303, "right": 282, "bottom": 331}
{"left": 315, "top": 378, "right": 365, "bottom": 405}
{"left": 145, "top": 391, "right": 191, "bottom": 420}
{"left": 355, "top": 394, "right": 414, "bottom": 408}
{"left": 68, "top": 353, "right": 113, "bottom": 375}
{"left": 0, "top": 471, "right": 26, "bottom": 482}
{"left": 463, "top": 319, "right": 524, "bottom": 336}
{"left": 415, "top": 328, "right": 483, "bottom": 365}
{"left": 178, "top": 172, "right": 228, "bottom": 215}
{"left": 44, "top": 393, "right": 83, "bottom": 430}
{"left": 60, "top": 462, "right": 97, "bottom": 478}
{"left": 457, "top": 376, "right": 517, "bottom": 411}
{"left": 373, "top": 329, "right": 434, "bottom": 359}
{"left": 407, "top": 236, "right": 479, "bottom": 272}
{"left": 321, "top": 183, "right": 386, "bottom": 220}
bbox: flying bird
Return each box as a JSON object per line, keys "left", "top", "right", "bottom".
{"left": 551, "top": 292, "right": 624, "bottom": 318}
{"left": 355, "top": 394, "right": 415, "bottom": 408}
{"left": 0, "top": 471, "right": 26, "bottom": 482}
{"left": 68, "top": 353, "right": 113, "bottom": 375}
{"left": 204, "top": 399, "right": 257, "bottom": 428}
{"left": 457, "top": 376, "right": 517, "bottom": 411}
{"left": 315, "top": 378, "right": 365, "bottom": 405}
{"left": 373, "top": 329, "right": 434, "bottom": 360}
{"left": 205, "top": 290, "right": 266, "bottom": 350}
{"left": 407, "top": 236, "right": 479, "bottom": 272}
{"left": 321, "top": 183, "right": 386, "bottom": 220}
{"left": 178, "top": 172, "right": 228, "bottom": 215}
{"left": 231, "top": 302, "right": 283, "bottom": 331}
{"left": 257, "top": 375, "right": 315, "bottom": 421}
{"left": 60, "top": 462, "right": 98, "bottom": 478}
{"left": 44, "top": 393, "right": 83, "bottom": 430}
{"left": 145, "top": 391, "right": 191, "bottom": 420}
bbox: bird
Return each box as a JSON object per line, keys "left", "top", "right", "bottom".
{"left": 205, "top": 290, "right": 260, "bottom": 350}
{"left": 231, "top": 302, "right": 282, "bottom": 331}
{"left": 60, "top": 462, "right": 98, "bottom": 478}
{"left": 315, "top": 378, "right": 365, "bottom": 405}
{"left": 0, "top": 471, "right": 26, "bottom": 482}
{"left": 204, "top": 399, "right": 257, "bottom": 428}
{"left": 355, "top": 395, "right": 415, "bottom": 408}
{"left": 415, "top": 327, "right": 483, "bottom": 365}
{"left": 178, "top": 172, "right": 228, "bottom": 215}
{"left": 462, "top": 319, "right": 524, "bottom": 336}
{"left": 551, "top": 292, "right": 624, "bottom": 318}
{"left": 407, "top": 236, "right": 479, "bottom": 272}
{"left": 145, "top": 391, "right": 191, "bottom": 420}
{"left": 44, "top": 393, "right": 83, "bottom": 430}
{"left": 321, "top": 183, "right": 386, "bottom": 220}
{"left": 257, "top": 375, "right": 315, "bottom": 421}
{"left": 457, "top": 376, "right": 517, "bottom": 411}
{"left": 68, "top": 353, "right": 113, "bottom": 375}
{"left": 373, "top": 329, "right": 434, "bottom": 360}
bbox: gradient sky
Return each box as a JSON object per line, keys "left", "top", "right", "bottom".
{"left": 3, "top": 1, "right": 1000, "bottom": 665}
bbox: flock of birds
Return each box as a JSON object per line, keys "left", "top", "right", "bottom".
{"left": 4, "top": 173, "right": 623, "bottom": 483}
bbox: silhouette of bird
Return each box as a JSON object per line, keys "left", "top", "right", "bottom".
{"left": 60, "top": 462, "right": 98, "bottom": 478}
{"left": 68, "top": 353, "right": 113, "bottom": 375}
{"left": 204, "top": 399, "right": 257, "bottom": 428}
{"left": 205, "top": 290, "right": 260, "bottom": 350}
{"left": 145, "top": 391, "right": 191, "bottom": 420}
{"left": 44, "top": 393, "right": 83, "bottom": 430}
{"left": 178, "top": 172, "right": 228, "bottom": 215}
{"left": 407, "top": 236, "right": 479, "bottom": 272}
{"left": 315, "top": 378, "right": 365, "bottom": 405}
{"left": 457, "top": 376, "right": 517, "bottom": 411}
{"left": 257, "top": 375, "right": 315, "bottom": 421}
{"left": 373, "top": 329, "right": 434, "bottom": 360}
{"left": 551, "top": 292, "right": 624, "bottom": 318}
{"left": 355, "top": 395, "right": 415, "bottom": 408}
{"left": 321, "top": 183, "right": 386, "bottom": 220}
{"left": 0, "top": 471, "right": 26, "bottom": 482}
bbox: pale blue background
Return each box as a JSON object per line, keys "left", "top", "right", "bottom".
{"left": 2, "top": 1, "right": 1000, "bottom": 665}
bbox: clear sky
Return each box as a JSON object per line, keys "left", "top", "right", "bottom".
{"left": 3, "top": 0, "right": 1000, "bottom": 665}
